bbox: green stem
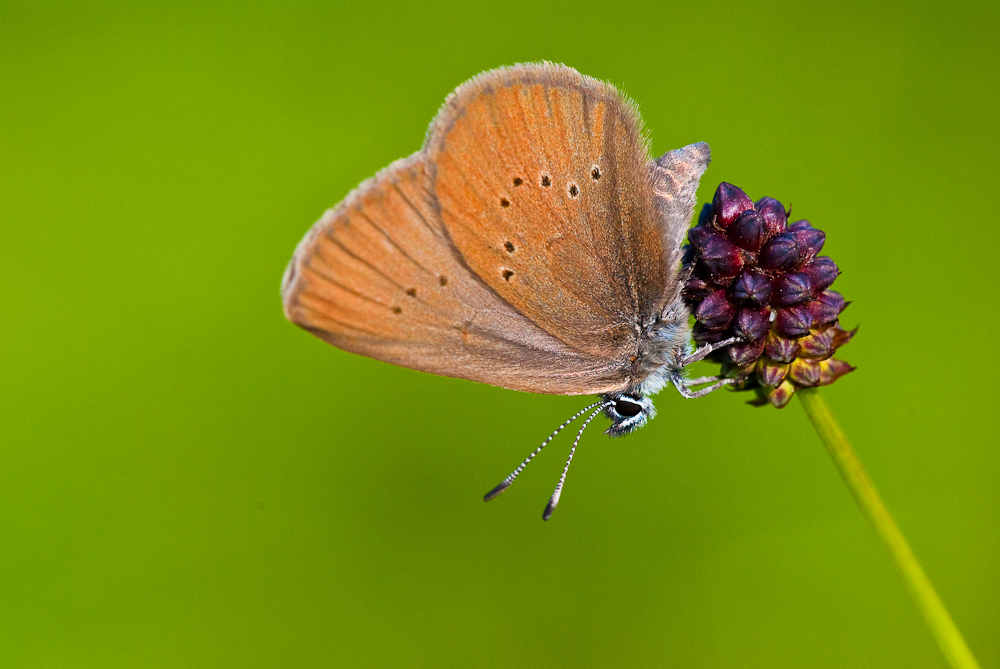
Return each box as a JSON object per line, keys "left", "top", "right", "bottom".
{"left": 798, "top": 388, "right": 979, "bottom": 669}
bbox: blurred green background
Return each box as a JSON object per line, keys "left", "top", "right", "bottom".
{"left": 2, "top": 2, "right": 997, "bottom": 667}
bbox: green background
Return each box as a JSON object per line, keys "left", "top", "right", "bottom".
{"left": 3, "top": 2, "right": 997, "bottom": 667}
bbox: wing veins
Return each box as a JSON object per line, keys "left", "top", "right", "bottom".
{"left": 388, "top": 178, "right": 443, "bottom": 242}
{"left": 355, "top": 209, "right": 436, "bottom": 279}
{"left": 322, "top": 228, "right": 408, "bottom": 293}
{"left": 304, "top": 263, "right": 392, "bottom": 309}
{"left": 298, "top": 303, "right": 385, "bottom": 337}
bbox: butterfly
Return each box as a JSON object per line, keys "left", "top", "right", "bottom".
{"left": 281, "top": 63, "right": 739, "bottom": 518}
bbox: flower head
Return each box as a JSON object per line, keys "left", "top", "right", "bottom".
{"left": 683, "top": 182, "right": 855, "bottom": 407}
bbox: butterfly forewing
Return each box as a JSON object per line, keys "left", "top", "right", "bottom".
{"left": 282, "top": 154, "right": 631, "bottom": 395}
{"left": 425, "top": 64, "right": 669, "bottom": 359}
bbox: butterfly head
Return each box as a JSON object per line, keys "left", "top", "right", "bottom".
{"left": 602, "top": 393, "right": 656, "bottom": 437}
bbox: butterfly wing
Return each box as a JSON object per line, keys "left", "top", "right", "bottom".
{"left": 424, "top": 63, "right": 670, "bottom": 361}
{"left": 283, "top": 63, "right": 710, "bottom": 396}
{"left": 649, "top": 141, "right": 713, "bottom": 306}
{"left": 282, "top": 154, "right": 632, "bottom": 395}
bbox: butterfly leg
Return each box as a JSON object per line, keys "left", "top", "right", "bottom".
{"left": 675, "top": 376, "right": 737, "bottom": 399}
{"left": 679, "top": 336, "right": 743, "bottom": 366}
{"left": 685, "top": 374, "right": 728, "bottom": 386}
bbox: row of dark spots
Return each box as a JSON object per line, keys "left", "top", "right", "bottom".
{"left": 492, "top": 168, "right": 602, "bottom": 281}
{"left": 501, "top": 168, "right": 599, "bottom": 207}
{"left": 509, "top": 167, "right": 600, "bottom": 187}
{"left": 392, "top": 275, "right": 449, "bottom": 314}
{"left": 502, "top": 241, "right": 515, "bottom": 280}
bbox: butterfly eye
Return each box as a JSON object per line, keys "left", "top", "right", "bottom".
{"left": 614, "top": 399, "right": 643, "bottom": 417}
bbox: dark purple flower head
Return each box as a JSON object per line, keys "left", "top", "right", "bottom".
{"left": 683, "top": 182, "right": 855, "bottom": 407}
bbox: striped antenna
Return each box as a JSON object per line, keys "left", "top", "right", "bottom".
{"left": 542, "top": 402, "right": 610, "bottom": 521}
{"left": 484, "top": 401, "right": 603, "bottom": 502}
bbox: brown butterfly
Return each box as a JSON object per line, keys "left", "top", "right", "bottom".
{"left": 281, "top": 63, "right": 739, "bottom": 518}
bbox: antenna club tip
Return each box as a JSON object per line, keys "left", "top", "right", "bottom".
{"left": 542, "top": 492, "right": 561, "bottom": 521}
{"left": 483, "top": 481, "right": 510, "bottom": 502}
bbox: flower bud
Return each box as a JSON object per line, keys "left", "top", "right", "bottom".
{"left": 730, "top": 270, "right": 773, "bottom": 305}
{"left": 687, "top": 223, "right": 714, "bottom": 251}
{"left": 698, "top": 233, "right": 744, "bottom": 280}
{"left": 755, "top": 196, "right": 787, "bottom": 236}
{"left": 756, "top": 357, "right": 789, "bottom": 387}
{"left": 793, "top": 227, "right": 825, "bottom": 260}
{"left": 818, "top": 358, "right": 855, "bottom": 386}
{"left": 798, "top": 327, "right": 834, "bottom": 360}
{"left": 764, "top": 330, "right": 801, "bottom": 363}
{"left": 789, "top": 358, "right": 822, "bottom": 386}
{"left": 696, "top": 289, "right": 737, "bottom": 330}
{"left": 774, "top": 305, "right": 813, "bottom": 338}
{"left": 773, "top": 272, "right": 814, "bottom": 307}
{"left": 759, "top": 232, "right": 801, "bottom": 271}
{"left": 727, "top": 210, "right": 768, "bottom": 252}
{"left": 807, "top": 290, "right": 846, "bottom": 325}
{"left": 683, "top": 273, "right": 714, "bottom": 300}
{"left": 734, "top": 307, "right": 771, "bottom": 342}
{"left": 787, "top": 219, "right": 812, "bottom": 231}
{"left": 729, "top": 339, "right": 766, "bottom": 366}
{"left": 767, "top": 380, "right": 796, "bottom": 408}
{"left": 800, "top": 256, "right": 839, "bottom": 293}
{"left": 712, "top": 182, "right": 754, "bottom": 228}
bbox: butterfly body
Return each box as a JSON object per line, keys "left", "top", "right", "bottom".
{"left": 283, "top": 63, "right": 726, "bottom": 440}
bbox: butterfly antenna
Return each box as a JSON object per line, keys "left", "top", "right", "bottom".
{"left": 484, "top": 401, "right": 603, "bottom": 502}
{"left": 542, "top": 402, "right": 610, "bottom": 521}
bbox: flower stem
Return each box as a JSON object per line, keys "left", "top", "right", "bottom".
{"left": 797, "top": 388, "right": 980, "bottom": 669}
